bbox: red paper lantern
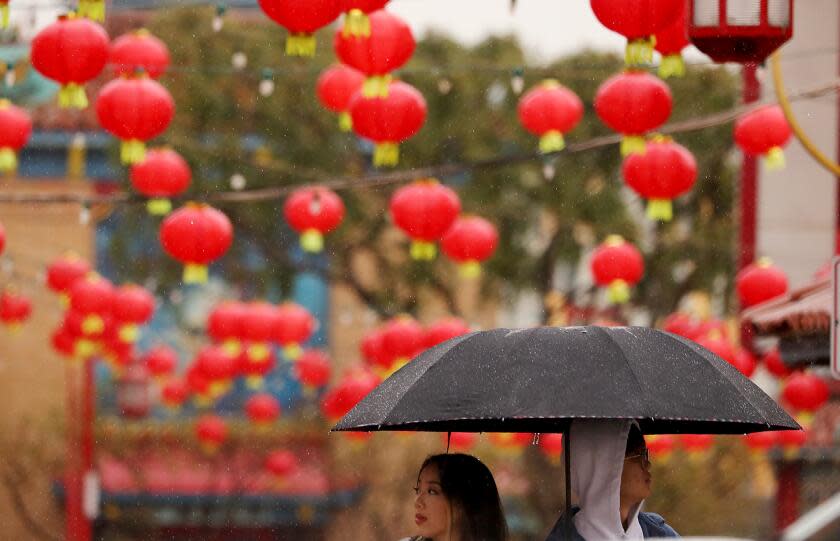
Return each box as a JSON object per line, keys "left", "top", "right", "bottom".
{"left": 258, "top": 0, "right": 343, "bottom": 56}
{"left": 762, "top": 347, "right": 792, "bottom": 379}
{"left": 340, "top": 0, "right": 390, "bottom": 37}
{"left": 654, "top": 1, "right": 689, "bottom": 78}
{"left": 0, "top": 100, "right": 32, "bottom": 173}
{"left": 283, "top": 186, "right": 345, "bottom": 253}
{"left": 517, "top": 80, "right": 584, "bottom": 153}
{"left": 661, "top": 312, "right": 702, "bottom": 340}
{"left": 130, "top": 148, "right": 192, "bottom": 215}
{"left": 730, "top": 348, "right": 757, "bottom": 378}
{"left": 782, "top": 373, "right": 829, "bottom": 415}
{"left": 242, "top": 302, "right": 280, "bottom": 364}
{"left": 186, "top": 365, "right": 212, "bottom": 405}
{"left": 112, "top": 284, "right": 155, "bottom": 343}
{"left": 538, "top": 433, "right": 564, "bottom": 463}
{"left": 194, "top": 345, "right": 238, "bottom": 398}
{"left": 590, "top": 235, "right": 644, "bottom": 304}
{"left": 207, "top": 301, "right": 248, "bottom": 354}
{"left": 445, "top": 432, "right": 478, "bottom": 452}
{"left": 272, "top": 302, "right": 316, "bottom": 360}
{"left": 778, "top": 427, "right": 807, "bottom": 455}
{"left": 195, "top": 414, "right": 228, "bottom": 453}
{"left": 143, "top": 345, "right": 178, "bottom": 379}
{"left": 441, "top": 216, "right": 499, "bottom": 277}
{"left": 245, "top": 393, "right": 282, "bottom": 426}
{"left": 734, "top": 105, "right": 792, "bottom": 170}
{"left": 736, "top": 257, "right": 788, "bottom": 308}
{"left": 379, "top": 315, "right": 425, "bottom": 375}
{"left": 320, "top": 368, "right": 379, "bottom": 421}
{"left": 594, "top": 71, "right": 673, "bottom": 156}
{"left": 389, "top": 179, "right": 461, "bottom": 260}
{"left": 360, "top": 328, "right": 392, "bottom": 372}
{"left": 680, "top": 433, "right": 714, "bottom": 454}
{"left": 160, "top": 377, "right": 189, "bottom": 409}
{"left": 52, "top": 325, "right": 77, "bottom": 358}
{"left": 621, "top": 136, "right": 697, "bottom": 221}
{"left": 744, "top": 431, "right": 778, "bottom": 454}
{"left": 316, "top": 64, "right": 365, "bottom": 131}
{"left": 47, "top": 253, "right": 91, "bottom": 297}
{"left": 424, "top": 318, "right": 471, "bottom": 349}
{"left": 69, "top": 274, "right": 114, "bottom": 336}
{"left": 294, "top": 349, "right": 332, "bottom": 391}
{"left": 239, "top": 348, "right": 277, "bottom": 390}
{"left": 96, "top": 75, "right": 175, "bottom": 164}
{"left": 31, "top": 15, "right": 109, "bottom": 109}
{"left": 0, "top": 290, "right": 32, "bottom": 327}
{"left": 590, "top": 0, "right": 683, "bottom": 66}
{"left": 62, "top": 309, "right": 110, "bottom": 358}
{"left": 335, "top": 10, "right": 415, "bottom": 97}
{"left": 110, "top": 29, "right": 170, "bottom": 79}
{"left": 159, "top": 203, "right": 233, "bottom": 284}
{"left": 349, "top": 80, "right": 426, "bottom": 167}
{"left": 647, "top": 434, "right": 676, "bottom": 459}
{"left": 694, "top": 335, "right": 737, "bottom": 365}
{"left": 265, "top": 450, "right": 299, "bottom": 482}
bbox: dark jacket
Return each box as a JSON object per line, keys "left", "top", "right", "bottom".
{"left": 545, "top": 508, "right": 679, "bottom": 540}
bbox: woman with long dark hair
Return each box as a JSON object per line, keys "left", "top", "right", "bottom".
{"left": 401, "top": 453, "right": 509, "bottom": 541}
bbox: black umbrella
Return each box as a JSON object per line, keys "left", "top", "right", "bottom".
{"left": 333, "top": 326, "right": 799, "bottom": 539}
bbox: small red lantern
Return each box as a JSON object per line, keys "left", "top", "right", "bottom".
{"left": 160, "top": 377, "right": 189, "bottom": 409}
{"left": 316, "top": 64, "right": 366, "bottom": 131}
{"left": 112, "top": 284, "right": 155, "bottom": 343}
{"left": 762, "top": 347, "right": 792, "bottom": 378}
{"left": 284, "top": 186, "right": 345, "bottom": 253}
{"left": 47, "top": 253, "right": 90, "bottom": 298}
{"left": 245, "top": 393, "right": 282, "bottom": 426}
{"left": 117, "top": 362, "right": 150, "bottom": 418}
{"left": 239, "top": 348, "right": 277, "bottom": 390}
{"left": 647, "top": 434, "right": 676, "bottom": 459}
{"left": 62, "top": 309, "right": 109, "bottom": 358}
{"left": 69, "top": 274, "right": 114, "bottom": 336}
{"left": 31, "top": 15, "right": 109, "bottom": 109}
{"left": 110, "top": 29, "right": 170, "bottom": 79}
{"left": 730, "top": 348, "right": 757, "bottom": 378}
{"left": 96, "top": 75, "right": 175, "bottom": 164}
{"left": 590, "top": 235, "right": 644, "bottom": 304}
{"left": 734, "top": 105, "right": 792, "bottom": 170}
{"left": 208, "top": 301, "right": 248, "bottom": 355}
{"left": 688, "top": 0, "right": 793, "bottom": 64}
{"left": 52, "top": 325, "right": 77, "bottom": 358}
{"left": 661, "top": 312, "right": 702, "bottom": 340}
{"left": 590, "top": 0, "right": 684, "bottom": 66}
{"left": 242, "top": 302, "right": 280, "bottom": 364}
{"left": 744, "top": 430, "right": 778, "bottom": 454}
{"left": 736, "top": 257, "right": 788, "bottom": 308}
{"left": 517, "top": 79, "right": 584, "bottom": 153}
{"left": 445, "top": 432, "right": 478, "bottom": 452}
{"left": 340, "top": 0, "right": 390, "bottom": 37}
{"left": 782, "top": 373, "right": 829, "bottom": 416}
{"left": 349, "top": 80, "right": 427, "bottom": 167}
{"left": 538, "top": 433, "right": 565, "bottom": 464}
{"left": 654, "top": 1, "right": 690, "bottom": 78}
{"left": 594, "top": 71, "right": 673, "bottom": 156}
{"left": 379, "top": 315, "right": 425, "bottom": 375}
{"left": 0, "top": 99, "right": 32, "bottom": 173}
{"left": 320, "top": 368, "right": 380, "bottom": 421}
{"left": 130, "top": 148, "right": 192, "bottom": 215}
{"left": 335, "top": 10, "right": 415, "bottom": 97}
{"left": 389, "top": 179, "right": 461, "bottom": 260}
{"left": 294, "top": 349, "right": 332, "bottom": 392}
{"left": 194, "top": 346, "right": 238, "bottom": 400}
{"left": 272, "top": 302, "right": 316, "bottom": 360}
{"left": 0, "top": 290, "right": 32, "bottom": 328}
{"left": 265, "top": 450, "right": 299, "bottom": 484}
{"left": 195, "top": 414, "right": 228, "bottom": 453}
{"left": 258, "top": 0, "right": 343, "bottom": 56}
{"left": 680, "top": 433, "right": 714, "bottom": 455}
{"left": 186, "top": 365, "right": 212, "bottom": 406}
{"left": 441, "top": 216, "right": 499, "bottom": 278}
{"left": 159, "top": 203, "right": 233, "bottom": 284}
{"left": 424, "top": 318, "right": 471, "bottom": 349}
{"left": 621, "top": 136, "right": 697, "bottom": 221}
{"left": 143, "top": 345, "right": 178, "bottom": 380}
{"left": 360, "top": 328, "right": 392, "bottom": 372}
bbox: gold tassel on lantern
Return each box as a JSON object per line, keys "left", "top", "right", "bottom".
{"left": 342, "top": 9, "right": 371, "bottom": 38}
{"left": 338, "top": 111, "right": 353, "bottom": 132}
{"left": 282, "top": 343, "right": 302, "bottom": 361}
{"left": 764, "top": 147, "right": 786, "bottom": 170}
{"left": 625, "top": 36, "right": 655, "bottom": 67}
{"left": 0, "top": 147, "right": 16, "bottom": 173}
{"left": 362, "top": 75, "right": 392, "bottom": 98}
{"left": 77, "top": 0, "right": 105, "bottom": 21}
{"left": 658, "top": 54, "right": 686, "bottom": 79}
{"left": 146, "top": 198, "right": 172, "bottom": 216}
{"left": 539, "top": 130, "right": 565, "bottom": 154}
{"left": 410, "top": 240, "right": 437, "bottom": 261}
{"left": 459, "top": 261, "right": 483, "bottom": 279}
{"left": 620, "top": 135, "right": 647, "bottom": 157}
{"left": 607, "top": 279, "right": 631, "bottom": 304}
{"left": 120, "top": 139, "right": 146, "bottom": 165}
{"left": 59, "top": 83, "right": 89, "bottom": 109}
{"left": 0, "top": 2, "right": 9, "bottom": 29}
{"left": 183, "top": 263, "right": 209, "bottom": 284}
{"left": 646, "top": 199, "right": 673, "bottom": 222}
{"left": 373, "top": 142, "right": 399, "bottom": 167}
{"left": 300, "top": 229, "right": 324, "bottom": 253}
{"left": 285, "top": 33, "right": 317, "bottom": 57}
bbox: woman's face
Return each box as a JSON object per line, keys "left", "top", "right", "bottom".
{"left": 414, "top": 463, "right": 454, "bottom": 541}
{"left": 620, "top": 445, "right": 652, "bottom": 505}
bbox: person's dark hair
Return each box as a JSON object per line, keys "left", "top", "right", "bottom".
{"left": 416, "top": 453, "right": 509, "bottom": 541}
{"left": 625, "top": 424, "right": 646, "bottom": 455}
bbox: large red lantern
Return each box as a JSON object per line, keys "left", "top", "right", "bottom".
{"left": 730, "top": 348, "right": 757, "bottom": 378}
{"left": 294, "top": 349, "right": 332, "bottom": 392}
{"left": 0, "top": 290, "right": 32, "bottom": 328}
{"left": 112, "top": 284, "right": 155, "bottom": 343}
{"left": 207, "top": 301, "right": 248, "bottom": 354}
{"left": 31, "top": 15, "right": 109, "bottom": 109}
{"left": 517, "top": 79, "right": 584, "bottom": 153}
{"left": 159, "top": 203, "right": 233, "bottom": 284}
{"left": 424, "top": 318, "right": 470, "bottom": 349}
{"left": 143, "top": 345, "right": 178, "bottom": 380}
{"left": 47, "top": 253, "right": 90, "bottom": 298}
{"left": 335, "top": 10, "right": 415, "bottom": 97}
{"left": 195, "top": 414, "right": 228, "bottom": 453}
{"left": 590, "top": 235, "right": 644, "bottom": 304}
{"left": 258, "top": 0, "right": 343, "bottom": 56}
{"left": 96, "top": 75, "right": 175, "bottom": 164}
{"left": 594, "top": 71, "right": 673, "bottom": 156}
{"left": 688, "top": 0, "right": 793, "bottom": 64}
{"left": 654, "top": 1, "right": 690, "bottom": 78}
{"left": 0, "top": 100, "right": 32, "bottom": 173}
{"left": 273, "top": 302, "right": 316, "bottom": 360}
{"left": 284, "top": 186, "right": 345, "bottom": 253}
{"left": 782, "top": 373, "right": 829, "bottom": 416}
{"left": 340, "top": 0, "right": 390, "bottom": 37}
{"left": 242, "top": 302, "right": 280, "bottom": 364}
{"left": 316, "top": 64, "right": 366, "bottom": 131}
{"left": 590, "top": 0, "right": 684, "bottom": 66}
{"left": 622, "top": 136, "right": 697, "bottom": 221}
{"left": 265, "top": 450, "right": 299, "bottom": 484}
{"left": 110, "top": 29, "right": 170, "bottom": 79}
{"left": 245, "top": 393, "right": 282, "bottom": 427}
{"left": 440, "top": 216, "right": 499, "bottom": 278}
{"left": 389, "top": 179, "right": 461, "bottom": 260}
{"left": 130, "top": 148, "right": 192, "bottom": 215}
{"left": 349, "top": 80, "right": 427, "bottom": 167}
{"left": 735, "top": 257, "right": 788, "bottom": 308}
{"left": 734, "top": 105, "right": 792, "bottom": 169}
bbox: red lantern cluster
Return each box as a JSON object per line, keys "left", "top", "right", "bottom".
{"left": 258, "top": 0, "right": 343, "bottom": 56}
{"left": 284, "top": 186, "right": 345, "bottom": 253}
{"left": 444, "top": 432, "right": 478, "bottom": 452}
{"left": 590, "top": 235, "right": 644, "bottom": 304}
{"left": 734, "top": 105, "right": 792, "bottom": 170}
{"left": 679, "top": 433, "right": 714, "bottom": 456}
{"left": 590, "top": 0, "right": 684, "bottom": 66}
{"left": 441, "top": 216, "right": 499, "bottom": 278}
{"left": 159, "top": 203, "right": 233, "bottom": 284}
{"left": 621, "top": 136, "right": 697, "bottom": 221}
{"left": 647, "top": 434, "right": 676, "bottom": 460}
{"left": 110, "top": 29, "right": 170, "bottom": 79}
{"left": 736, "top": 258, "right": 788, "bottom": 309}
{"left": 130, "top": 148, "right": 192, "bottom": 216}
{"left": 389, "top": 179, "right": 461, "bottom": 260}
{"left": 0, "top": 289, "right": 32, "bottom": 329}
{"left": 517, "top": 79, "right": 584, "bottom": 154}
{"left": 316, "top": 64, "right": 365, "bottom": 131}
{"left": 0, "top": 100, "right": 32, "bottom": 173}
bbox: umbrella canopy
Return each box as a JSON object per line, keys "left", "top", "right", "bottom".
{"left": 333, "top": 326, "right": 798, "bottom": 435}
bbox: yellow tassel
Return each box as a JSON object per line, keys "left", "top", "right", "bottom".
{"left": 193, "top": 394, "right": 212, "bottom": 408}
{"left": 539, "top": 131, "right": 565, "bottom": 154}
{"left": 300, "top": 229, "right": 324, "bottom": 253}
{"left": 764, "top": 147, "right": 786, "bottom": 170}
{"left": 459, "top": 261, "right": 482, "bottom": 279}
{"left": 0, "top": 147, "right": 16, "bottom": 172}
{"left": 78, "top": 0, "right": 105, "bottom": 22}
{"left": 625, "top": 37, "right": 654, "bottom": 67}
{"left": 285, "top": 34, "right": 317, "bottom": 57}
{"left": 0, "top": 6, "right": 8, "bottom": 30}
{"left": 646, "top": 199, "right": 673, "bottom": 222}
{"left": 118, "top": 324, "right": 139, "bottom": 343}
{"left": 183, "top": 264, "right": 209, "bottom": 284}
{"left": 120, "top": 139, "right": 146, "bottom": 165}
{"left": 59, "top": 84, "right": 88, "bottom": 109}
{"left": 221, "top": 339, "right": 241, "bottom": 357}
{"left": 338, "top": 111, "right": 353, "bottom": 132}
{"left": 410, "top": 241, "right": 437, "bottom": 261}
{"left": 362, "top": 75, "right": 392, "bottom": 98}
{"left": 245, "top": 376, "right": 264, "bottom": 390}
{"left": 247, "top": 343, "right": 270, "bottom": 363}
{"left": 620, "top": 135, "right": 647, "bottom": 157}
{"left": 607, "top": 280, "right": 631, "bottom": 304}
{"left": 373, "top": 143, "right": 399, "bottom": 167}
{"left": 658, "top": 54, "right": 686, "bottom": 79}
{"left": 282, "top": 343, "right": 302, "bottom": 361}
{"left": 146, "top": 198, "right": 172, "bottom": 216}
{"left": 74, "top": 339, "right": 98, "bottom": 359}
{"left": 82, "top": 314, "right": 104, "bottom": 336}
{"left": 342, "top": 9, "right": 371, "bottom": 37}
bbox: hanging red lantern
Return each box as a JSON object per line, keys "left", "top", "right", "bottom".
{"left": 195, "top": 414, "right": 228, "bottom": 453}
{"left": 130, "top": 148, "right": 192, "bottom": 216}
{"left": 736, "top": 257, "right": 788, "bottom": 308}
{"left": 340, "top": 0, "right": 390, "bottom": 37}
{"left": 621, "top": 136, "right": 697, "bottom": 221}
{"left": 661, "top": 312, "right": 702, "bottom": 340}
{"left": 590, "top": 0, "right": 684, "bottom": 66}
{"left": 265, "top": 450, "right": 299, "bottom": 484}
{"left": 424, "top": 318, "right": 471, "bottom": 349}
{"left": 360, "top": 327, "right": 392, "bottom": 372}
{"left": 186, "top": 364, "right": 212, "bottom": 406}
{"left": 96, "top": 74, "right": 175, "bottom": 164}
{"left": 239, "top": 348, "right": 277, "bottom": 390}
{"left": 378, "top": 315, "right": 425, "bottom": 376}
{"left": 730, "top": 348, "right": 757, "bottom": 378}
{"left": 594, "top": 71, "right": 673, "bottom": 156}
{"left": 517, "top": 80, "right": 584, "bottom": 153}
{"left": 112, "top": 284, "right": 155, "bottom": 343}
{"left": 349, "top": 80, "right": 427, "bottom": 166}
{"left": 389, "top": 179, "right": 461, "bottom": 260}
{"left": 143, "top": 345, "right": 178, "bottom": 380}
{"left": 782, "top": 373, "right": 829, "bottom": 417}
{"left": 208, "top": 301, "right": 248, "bottom": 355}
{"left": 590, "top": 235, "right": 644, "bottom": 304}
{"left": 245, "top": 393, "right": 282, "bottom": 427}
{"left": 320, "top": 368, "right": 379, "bottom": 421}
{"left": 335, "top": 10, "right": 415, "bottom": 97}
{"left": 0, "top": 290, "right": 32, "bottom": 328}
{"left": 762, "top": 347, "right": 792, "bottom": 379}
{"left": 647, "top": 434, "right": 676, "bottom": 460}
{"left": 0, "top": 99, "right": 31, "bottom": 173}
{"left": 258, "top": 0, "right": 343, "bottom": 56}
{"left": 69, "top": 274, "right": 114, "bottom": 337}
{"left": 538, "top": 433, "right": 565, "bottom": 464}
{"left": 316, "top": 64, "right": 366, "bottom": 131}
{"left": 242, "top": 302, "right": 280, "bottom": 364}
{"left": 283, "top": 186, "right": 345, "bottom": 253}
{"left": 110, "top": 29, "right": 170, "bottom": 79}
{"left": 159, "top": 203, "right": 233, "bottom": 284}
{"left": 294, "top": 349, "right": 332, "bottom": 392}
{"left": 160, "top": 377, "right": 189, "bottom": 409}
{"left": 444, "top": 432, "right": 478, "bottom": 452}
{"left": 734, "top": 105, "right": 792, "bottom": 170}
{"left": 52, "top": 325, "right": 77, "bottom": 358}
{"left": 680, "top": 433, "right": 714, "bottom": 455}
{"left": 31, "top": 15, "right": 109, "bottom": 109}
{"left": 654, "top": 1, "right": 689, "bottom": 78}
{"left": 441, "top": 215, "right": 499, "bottom": 278}
{"left": 47, "top": 253, "right": 90, "bottom": 298}
{"left": 272, "top": 302, "right": 316, "bottom": 360}
{"left": 743, "top": 431, "right": 778, "bottom": 454}
{"left": 194, "top": 346, "right": 238, "bottom": 400}
{"left": 778, "top": 427, "right": 807, "bottom": 457}
{"left": 695, "top": 335, "right": 737, "bottom": 365}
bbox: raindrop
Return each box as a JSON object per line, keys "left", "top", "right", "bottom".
{"left": 437, "top": 78, "right": 452, "bottom": 95}
{"left": 231, "top": 52, "right": 248, "bottom": 71}
{"left": 542, "top": 161, "right": 556, "bottom": 181}
{"left": 78, "top": 205, "right": 91, "bottom": 225}
{"left": 258, "top": 78, "right": 275, "bottom": 97}
{"left": 229, "top": 173, "right": 246, "bottom": 191}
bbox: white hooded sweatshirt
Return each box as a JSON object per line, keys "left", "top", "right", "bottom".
{"left": 570, "top": 420, "right": 645, "bottom": 540}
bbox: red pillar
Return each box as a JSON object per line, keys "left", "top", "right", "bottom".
{"left": 836, "top": 4, "right": 840, "bottom": 254}
{"left": 740, "top": 64, "right": 761, "bottom": 351}
{"left": 775, "top": 461, "right": 801, "bottom": 532}
{"left": 65, "top": 358, "right": 95, "bottom": 541}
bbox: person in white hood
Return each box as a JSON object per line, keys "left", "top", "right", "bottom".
{"left": 544, "top": 420, "right": 679, "bottom": 540}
